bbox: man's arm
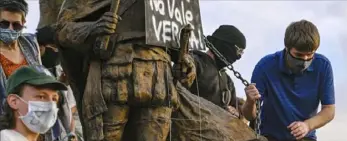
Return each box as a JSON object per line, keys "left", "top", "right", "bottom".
{"left": 242, "top": 97, "right": 257, "bottom": 121}
{"left": 305, "top": 104, "right": 335, "bottom": 131}
{"left": 289, "top": 60, "right": 335, "bottom": 140}
{"left": 289, "top": 105, "right": 335, "bottom": 140}
{"left": 306, "top": 60, "right": 335, "bottom": 131}
{"left": 55, "top": 12, "right": 120, "bottom": 51}
{"left": 56, "top": 22, "right": 95, "bottom": 50}
{"left": 242, "top": 62, "right": 266, "bottom": 121}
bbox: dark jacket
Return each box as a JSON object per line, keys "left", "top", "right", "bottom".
{"left": 189, "top": 50, "right": 237, "bottom": 109}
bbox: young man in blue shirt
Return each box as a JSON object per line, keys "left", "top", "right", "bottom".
{"left": 242, "top": 20, "right": 335, "bottom": 141}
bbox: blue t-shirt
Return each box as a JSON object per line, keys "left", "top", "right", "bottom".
{"left": 251, "top": 49, "right": 335, "bottom": 140}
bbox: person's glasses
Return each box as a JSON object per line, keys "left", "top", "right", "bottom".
{"left": 0, "top": 20, "right": 24, "bottom": 31}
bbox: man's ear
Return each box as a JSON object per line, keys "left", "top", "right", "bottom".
{"left": 7, "top": 94, "right": 20, "bottom": 110}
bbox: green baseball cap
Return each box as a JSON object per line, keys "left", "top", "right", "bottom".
{"left": 6, "top": 65, "right": 67, "bottom": 95}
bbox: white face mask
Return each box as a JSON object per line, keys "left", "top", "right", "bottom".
{"left": 17, "top": 96, "right": 59, "bottom": 134}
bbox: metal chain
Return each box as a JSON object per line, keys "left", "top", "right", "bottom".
{"left": 255, "top": 99, "right": 261, "bottom": 138}
{"left": 203, "top": 36, "right": 261, "bottom": 138}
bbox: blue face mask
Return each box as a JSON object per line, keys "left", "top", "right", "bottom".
{"left": 0, "top": 28, "right": 21, "bottom": 44}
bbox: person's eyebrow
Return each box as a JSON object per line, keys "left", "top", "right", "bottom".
{"left": 38, "top": 91, "right": 58, "bottom": 97}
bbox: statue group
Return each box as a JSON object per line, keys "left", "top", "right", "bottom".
{"left": 39, "top": 0, "right": 267, "bottom": 141}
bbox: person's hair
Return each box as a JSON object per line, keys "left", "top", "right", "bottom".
{"left": 0, "top": 8, "right": 25, "bottom": 22}
{"left": 0, "top": 0, "right": 28, "bottom": 22}
{"left": 36, "top": 25, "right": 56, "bottom": 46}
{"left": 0, "top": 84, "right": 25, "bottom": 130}
{"left": 284, "top": 19, "right": 320, "bottom": 52}
{"left": 0, "top": 83, "right": 63, "bottom": 130}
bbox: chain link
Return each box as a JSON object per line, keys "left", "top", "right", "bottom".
{"left": 255, "top": 100, "right": 261, "bottom": 138}
{"left": 204, "top": 36, "right": 261, "bottom": 138}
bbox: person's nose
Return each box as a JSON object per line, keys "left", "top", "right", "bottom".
{"left": 8, "top": 23, "right": 14, "bottom": 30}
{"left": 302, "top": 55, "right": 312, "bottom": 61}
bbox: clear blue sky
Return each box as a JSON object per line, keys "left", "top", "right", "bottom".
{"left": 25, "top": 1, "right": 346, "bottom": 140}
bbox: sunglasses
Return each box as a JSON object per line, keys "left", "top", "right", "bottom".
{"left": 0, "top": 20, "right": 24, "bottom": 31}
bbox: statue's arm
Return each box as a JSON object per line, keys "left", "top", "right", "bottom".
{"left": 55, "top": 22, "right": 95, "bottom": 50}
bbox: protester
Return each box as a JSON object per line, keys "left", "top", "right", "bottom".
{"left": 174, "top": 25, "right": 247, "bottom": 117}
{"left": 242, "top": 20, "right": 335, "bottom": 141}
{"left": 0, "top": 65, "right": 67, "bottom": 141}
{"left": 0, "top": 0, "right": 41, "bottom": 112}
{"left": 36, "top": 25, "right": 82, "bottom": 141}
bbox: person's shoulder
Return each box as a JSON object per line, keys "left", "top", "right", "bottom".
{"left": 18, "top": 33, "right": 41, "bottom": 63}
{"left": 0, "top": 129, "right": 15, "bottom": 135}
{"left": 21, "top": 33, "right": 37, "bottom": 41}
{"left": 190, "top": 50, "right": 211, "bottom": 63}
{"left": 314, "top": 53, "right": 331, "bottom": 65}
{"left": 19, "top": 33, "right": 39, "bottom": 47}
{"left": 255, "top": 51, "right": 281, "bottom": 70}
{"left": 0, "top": 129, "right": 8, "bottom": 135}
{"left": 0, "top": 129, "right": 20, "bottom": 141}
{"left": 313, "top": 53, "right": 332, "bottom": 72}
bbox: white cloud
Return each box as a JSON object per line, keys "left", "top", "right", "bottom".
{"left": 23, "top": 1, "right": 40, "bottom": 33}
{"left": 317, "top": 113, "right": 347, "bottom": 141}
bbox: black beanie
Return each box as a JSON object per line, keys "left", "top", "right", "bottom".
{"left": 0, "top": 0, "right": 28, "bottom": 16}
{"left": 36, "top": 25, "right": 56, "bottom": 45}
{"left": 206, "top": 25, "right": 246, "bottom": 68}
{"left": 207, "top": 25, "right": 246, "bottom": 49}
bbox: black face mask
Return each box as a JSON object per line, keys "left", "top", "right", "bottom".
{"left": 212, "top": 41, "right": 242, "bottom": 69}
{"left": 286, "top": 50, "right": 313, "bottom": 74}
{"left": 41, "top": 47, "right": 60, "bottom": 68}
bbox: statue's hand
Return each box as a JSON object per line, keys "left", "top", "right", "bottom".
{"left": 90, "top": 12, "right": 122, "bottom": 36}
{"left": 173, "top": 54, "right": 196, "bottom": 88}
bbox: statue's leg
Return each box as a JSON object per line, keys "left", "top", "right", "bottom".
{"left": 132, "top": 107, "right": 172, "bottom": 141}
{"left": 102, "top": 42, "right": 178, "bottom": 141}
{"left": 102, "top": 104, "right": 130, "bottom": 141}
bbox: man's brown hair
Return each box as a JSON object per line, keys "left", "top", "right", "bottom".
{"left": 284, "top": 19, "right": 320, "bottom": 52}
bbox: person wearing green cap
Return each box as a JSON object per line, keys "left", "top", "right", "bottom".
{"left": 0, "top": 65, "right": 67, "bottom": 141}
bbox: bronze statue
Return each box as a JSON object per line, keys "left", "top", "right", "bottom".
{"left": 37, "top": 0, "right": 64, "bottom": 29}
{"left": 54, "top": 0, "right": 267, "bottom": 141}
{"left": 55, "top": 0, "right": 189, "bottom": 140}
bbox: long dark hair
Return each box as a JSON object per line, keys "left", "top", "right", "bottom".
{"left": 0, "top": 84, "right": 24, "bottom": 130}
